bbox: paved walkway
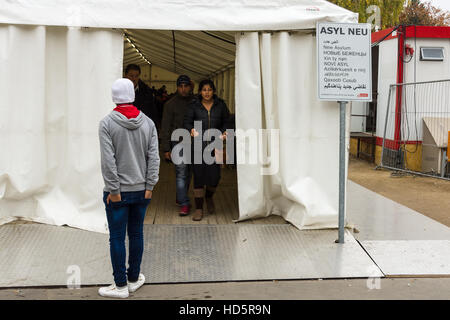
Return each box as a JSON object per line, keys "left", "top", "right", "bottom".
{"left": 1, "top": 278, "right": 449, "bottom": 300}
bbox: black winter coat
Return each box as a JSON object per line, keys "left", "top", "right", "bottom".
{"left": 184, "top": 95, "right": 231, "bottom": 188}
{"left": 134, "top": 79, "right": 159, "bottom": 125}
{"left": 160, "top": 93, "right": 193, "bottom": 152}
{"left": 184, "top": 95, "right": 230, "bottom": 134}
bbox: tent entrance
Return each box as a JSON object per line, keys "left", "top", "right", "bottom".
{"left": 122, "top": 29, "right": 285, "bottom": 226}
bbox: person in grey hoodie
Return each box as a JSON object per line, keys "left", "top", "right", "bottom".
{"left": 98, "top": 78, "right": 160, "bottom": 299}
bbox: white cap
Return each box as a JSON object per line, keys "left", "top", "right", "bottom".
{"left": 111, "top": 78, "right": 135, "bottom": 104}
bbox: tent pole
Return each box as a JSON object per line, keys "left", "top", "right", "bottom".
{"left": 337, "top": 101, "right": 348, "bottom": 244}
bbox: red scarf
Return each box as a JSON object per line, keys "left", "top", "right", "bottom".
{"left": 113, "top": 104, "right": 140, "bottom": 119}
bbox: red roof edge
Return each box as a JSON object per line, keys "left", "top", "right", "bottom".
{"left": 372, "top": 25, "right": 450, "bottom": 44}
{"left": 372, "top": 27, "right": 396, "bottom": 43}
{"left": 405, "top": 25, "right": 450, "bottom": 39}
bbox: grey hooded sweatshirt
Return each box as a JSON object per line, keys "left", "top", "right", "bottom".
{"left": 99, "top": 110, "right": 160, "bottom": 195}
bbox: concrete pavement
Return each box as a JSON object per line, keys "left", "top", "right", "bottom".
{"left": 1, "top": 277, "right": 449, "bottom": 300}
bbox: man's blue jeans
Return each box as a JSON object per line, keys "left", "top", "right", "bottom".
{"left": 103, "top": 190, "right": 150, "bottom": 287}
{"left": 175, "top": 163, "right": 192, "bottom": 206}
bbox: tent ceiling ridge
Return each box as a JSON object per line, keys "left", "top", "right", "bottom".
{"left": 124, "top": 41, "right": 227, "bottom": 73}
{"left": 174, "top": 31, "right": 236, "bottom": 55}
{"left": 123, "top": 46, "right": 212, "bottom": 77}
{"left": 127, "top": 35, "right": 234, "bottom": 66}
{"left": 128, "top": 29, "right": 235, "bottom": 59}
{"left": 125, "top": 49, "right": 213, "bottom": 75}
{"left": 125, "top": 33, "right": 235, "bottom": 61}
{"left": 123, "top": 56, "right": 208, "bottom": 79}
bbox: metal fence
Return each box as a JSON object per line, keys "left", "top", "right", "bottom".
{"left": 379, "top": 79, "right": 450, "bottom": 179}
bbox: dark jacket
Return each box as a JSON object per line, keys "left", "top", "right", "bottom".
{"left": 134, "top": 79, "right": 158, "bottom": 125}
{"left": 160, "top": 93, "right": 194, "bottom": 152}
{"left": 184, "top": 95, "right": 230, "bottom": 135}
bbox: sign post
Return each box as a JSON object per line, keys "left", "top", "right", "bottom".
{"left": 338, "top": 100, "right": 347, "bottom": 244}
{"left": 317, "top": 23, "right": 372, "bottom": 243}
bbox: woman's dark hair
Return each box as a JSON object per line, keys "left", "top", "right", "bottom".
{"left": 125, "top": 64, "right": 141, "bottom": 75}
{"left": 198, "top": 79, "right": 216, "bottom": 93}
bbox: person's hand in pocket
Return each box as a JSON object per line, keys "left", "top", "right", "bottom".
{"left": 107, "top": 193, "right": 121, "bottom": 204}
{"left": 145, "top": 190, "right": 152, "bottom": 199}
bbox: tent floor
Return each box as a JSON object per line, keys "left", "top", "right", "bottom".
{"left": 143, "top": 157, "right": 288, "bottom": 226}
{"left": 0, "top": 224, "right": 382, "bottom": 287}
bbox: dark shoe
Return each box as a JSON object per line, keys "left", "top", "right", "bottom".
{"left": 205, "top": 197, "right": 215, "bottom": 214}
{"left": 179, "top": 205, "right": 191, "bottom": 216}
{"left": 192, "top": 209, "right": 203, "bottom": 221}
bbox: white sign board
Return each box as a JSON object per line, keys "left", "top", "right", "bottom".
{"left": 317, "top": 23, "right": 372, "bottom": 101}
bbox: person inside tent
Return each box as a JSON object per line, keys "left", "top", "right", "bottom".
{"left": 124, "top": 64, "right": 160, "bottom": 130}
{"left": 98, "top": 78, "right": 160, "bottom": 298}
{"left": 184, "top": 79, "right": 230, "bottom": 221}
{"left": 161, "top": 75, "right": 194, "bottom": 216}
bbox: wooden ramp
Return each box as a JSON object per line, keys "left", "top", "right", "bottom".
{"left": 144, "top": 156, "right": 287, "bottom": 226}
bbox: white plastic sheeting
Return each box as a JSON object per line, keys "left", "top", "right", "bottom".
{"left": 0, "top": 25, "right": 123, "bottom": 233}
{"left": 234, "top": 32, "right": 351, "bottom": 229}
{"left": 212, "top": 68, "right": 236, "bottom": 113}
{"left": 0, "top": 0, "right": 357, "bottom": 31}
{"left": 0, "top": 0, "right": 357, "bottom": 232}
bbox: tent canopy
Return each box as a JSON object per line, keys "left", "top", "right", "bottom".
{"left": 0, "top": 0, "right": 357, "bottom": 31}
{"left": 123, "top": 30, "right": 236, "bottom": 81}
{"left": 2, "top": 0, "right": 357, "bottom": 81}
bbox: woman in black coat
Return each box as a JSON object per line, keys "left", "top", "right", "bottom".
{"left": 184, "top": 79, "right": 230, "bottom": 221}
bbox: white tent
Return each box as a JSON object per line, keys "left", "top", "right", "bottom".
{"left": 0, "top": 0, "right": 357, "bottom": 233}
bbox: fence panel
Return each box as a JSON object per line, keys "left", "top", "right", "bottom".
{"left": 380, "top": 79, "right": 450, "bottom": 179}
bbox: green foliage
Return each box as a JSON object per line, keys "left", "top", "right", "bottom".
{"left": 327, "top": 0, "right": 405, "bottom": 28}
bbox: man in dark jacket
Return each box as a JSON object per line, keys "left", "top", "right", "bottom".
{"left": 160, "top": 75, "right": 193, "bottom": 216}
{"left": 125, "top": 64, "right": 159, "bottom": 129}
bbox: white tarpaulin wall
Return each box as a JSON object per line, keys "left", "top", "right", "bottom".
{"left": 0, "top": 0, "right": 357, "bottom": 233}
{"left": 0, "top": 25, "right": 123, "bottom": 233}
{"left": 235, "top": 32, "right": 351, "bottom": 228}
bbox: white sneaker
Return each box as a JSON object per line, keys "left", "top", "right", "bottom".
{"left": 98, "top": 284, "right": 129, "bottom": 299}
{"left": 128, "top": 273, "right": 145, "bottom": 293}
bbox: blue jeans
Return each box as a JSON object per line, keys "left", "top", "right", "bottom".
{"left": 175, "top": 163, "right": 192, "bottom": 206}
{"left": 103, "top": 191, "right": 150, "bottom": 287}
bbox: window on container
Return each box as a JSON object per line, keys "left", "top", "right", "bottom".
{"left": 420, "top": 47, "right": 444, "bottom": 61}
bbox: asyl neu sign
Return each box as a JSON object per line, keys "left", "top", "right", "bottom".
{"left": 317, "top": 23, "right": 372, "bottom": 101}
